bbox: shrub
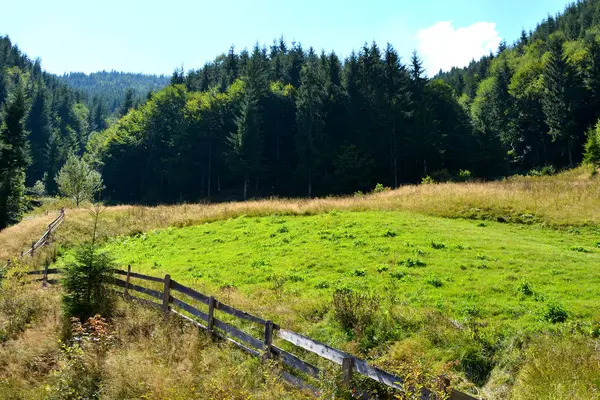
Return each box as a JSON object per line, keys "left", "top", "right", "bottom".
{"left": 350, "top": 268, "right": 366, "bottom": 277}
{"left": 372, "top": 183, "right": 391, "bottom": 194}
{"left": 457, "top": 169, "right": 473, "bottom": 182}
{"left": 569, "top": 246, "right": 590, "bottom": 253}
{"left": 425, "top": 274, "right": 443, "bottom": 288}
{"left": 383, "top": 230, "right": 397, "bottom": 237}
{"left": 583, "top": 121, "right": 600, "bottom": 167}
{"left": 543, "top": 302, "right": 568, "bottom": 323}
{"left": 421, "top": 175, "right": 436, "bottom": 185}
{"left": 518, "top": 280, "right": 534, "bottom": 296}
{"left": 430, "top": 241, "right": 446, "bottom": 250}
{"left": 332, "top": 289, "right": 380, "bottom": 335}
{"left": 399, "top": 258, "right": 426, "bottom": 268}
{"left": 390, "top": 271, "right": 406, "bottom": 280}
{"left": 62, "top": 207, "right": 115, "bottom": 320}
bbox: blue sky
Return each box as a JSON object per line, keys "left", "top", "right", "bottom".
{"left": 1, "top": 0, "right": 573, "bottom": 76}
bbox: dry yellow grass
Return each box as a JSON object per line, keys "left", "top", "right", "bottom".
{"left": 3, "top": 167, "right": 600, "bottom": 264}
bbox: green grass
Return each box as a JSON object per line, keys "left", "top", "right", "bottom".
{"left": 54, "top": 209, "right": 600, "bottom": 394}
{"left": 100, "top": 210, "right": 600, "bottom": 329}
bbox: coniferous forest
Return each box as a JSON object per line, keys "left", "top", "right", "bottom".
{"left": 3, "top": 0, "right": 600, "bottom": 226}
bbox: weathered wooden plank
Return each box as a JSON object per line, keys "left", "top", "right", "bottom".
{"left": 171, "top": 309, "right": 208, "bottom": 330}
{"left": 27, "top": 269, "right": 45, "bottom": 275}
{"left": 279, "top": 371, "right": 320, "bottom": 397}
{"left": 279, "top": 329, "right": 405, "bottom": 391}
{"left": 114, "top": 269, "right": 164, "bottom": 283}
{"left": 217, "top": 301, "right": 269, "bottom": 326}
{"left": 213, "top": 317, "right": 264, "bottom": 350}
{"left": 450, "top": 389, "right": 479, "bottom": 400}
{"left": 170, "top": 295, "right": 209, "bottom": 322}
{"left": 216, "top": 331, "right": 262, "bottom": 357}
{"left": 271, "top": 346, "right": 321, "bottom": 378}
{"left": 111, "top": 278, "right": 163, "bottom": 300}
{"left": 27, "top": 268, "right": 63, "bottom": 275}
{"left": 170, "top": 279, "right": 209, "bottom": 304}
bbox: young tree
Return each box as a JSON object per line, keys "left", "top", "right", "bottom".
{"left": 55, "top": 154, "right": 104, "bottom": 206}
{"left": 62, "top": 205, "right": 115, "bottom": 319}
{"left": 0, "top": 74, "right": 30, "bottom": 229}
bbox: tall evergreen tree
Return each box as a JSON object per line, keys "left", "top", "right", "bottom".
{"left": 0, "top": 73, "right": 30, "bottom": 228}
{"left": 542, "top": 35, "right": 579, "bottom": 165}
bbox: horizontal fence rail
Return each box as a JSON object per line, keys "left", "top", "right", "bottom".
{"left": 27, "top": 263, "right": 478, "bottom": 399}
{"left": 5, "top": 209, "right": 65, "bottom": 268}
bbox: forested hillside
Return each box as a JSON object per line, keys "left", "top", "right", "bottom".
{"left": 92, "top": 1, "right": 600, "bottom": 204}
{"left": 95, "top": 45, "right": 481, "bottom": 204}
{"left": 60, "top": 71, "right": 169, "bottom": 114}
{"left": 0, "top": 36, "right": 110, "bottom": 228}
{"left": 439, "top": 0, "right": 600, "bottom": 171}
{"left": 5, "top": 1, "right": 600, "bottom": 222}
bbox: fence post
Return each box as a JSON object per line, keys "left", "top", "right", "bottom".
{"left": 207, "top": 296, "right": 215, "bottom": 334}
{"left": 20, "top": 250, "right": 23, "bottom": 257}
{"left": 437, "top": 375, "right": 450, "bottom": 397}
{"left": 42, "top": 263, "right": 49, "bottom": 288}
{"left": 31, "top": 241, "right": 35, "bottom": 257}
{"left": 6, "top": 260, "right": 10, "bottom": 268}
{"left": 162, "top": 274, "right": 171, "bottom": 313}
{"left": 263, "top": 320, "right": 274, "bottom": 361}
{"left": 124, "top": 265, "right": 131, "bottom": 296}
{"left": 342, "top": 357, "right": 354, "bottom": 386}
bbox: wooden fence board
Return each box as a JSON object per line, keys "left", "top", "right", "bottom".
{"left": 213, "top": 317, "right": 264, "bottom": 350}
{"left": 112, "top": 278, "right": 163, "bottom": 300}
{"left": 216, "top": 301, "right": 280, "bottom": 329}
{"left": 170, "top": 279, "right": 209, "bottom": 304}
{"left": 279, "top": 329, "right": 405, "bottom": 391}
{"left": 271, "top": 346, "right": 321, "bottom": 379}
{"left": 170, "top": 296, "right": 209, "bottom": 322}
{"left": 113, "top": 269, "right": 164, "bottom": 283}
{"left": 279, "top": 371, "right": 321, "bottom": 397}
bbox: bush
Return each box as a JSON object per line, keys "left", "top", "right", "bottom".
{"left": 372, "top": 183, "right": 391, "bottom": 194}
{"left": 543, "top": 302, "right": 568, "bottom": 323}
{"left": 457, "top": 169, "right": 473, "bottom": 182}
{"left": 421, "top": 176, "right": 436, "bottom": 185}
{"left": 425, "top": 274, "right": 443, "bottom": 288}
{"left": 332, "top": 289, "right": 379, "bottom": 335}
{"left": 517, "top": 280, "right": 534, "bottom": 296}
{"left": 584, "top": 120, "right": 600, "bottom": 167}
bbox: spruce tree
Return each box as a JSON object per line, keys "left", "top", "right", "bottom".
{"left": 542, "top": 35, "right": 579, "bottom": 165}
{"left": 0, "top": 73, "right": 30, "bottom": 229}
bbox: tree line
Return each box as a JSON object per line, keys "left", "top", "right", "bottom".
{"left": 93, "top": 42, "right": 484, "bottom": 204}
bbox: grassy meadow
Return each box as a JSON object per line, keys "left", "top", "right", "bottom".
{"left": 1, "top": 167, "right": 600, "bottom": 398}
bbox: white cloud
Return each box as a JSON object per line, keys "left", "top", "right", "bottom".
{"left": 416, "top": 21, "right": 502, "bottom": 75}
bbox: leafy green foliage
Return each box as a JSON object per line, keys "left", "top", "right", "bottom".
{"left": 55, "top": 155, "right": 104, "bottom": 206}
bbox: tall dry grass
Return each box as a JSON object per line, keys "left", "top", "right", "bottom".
{"left": 3, "top": 167, "right": 600, "bottom": 264}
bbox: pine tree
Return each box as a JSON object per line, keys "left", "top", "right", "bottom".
{"left": 0, "top": 73, "right": 30, "bottom": 229}
{"left": 542, "top": 35, "right": 579, "bottom": 165}
{"left": 296, "top": 54, "right": 326, "bottom": 196}
{"left": 383, "top": 44, "right": 412, "bottom": 187}
{"left": 119, "top": 88, "right": 135, "bottom": 117}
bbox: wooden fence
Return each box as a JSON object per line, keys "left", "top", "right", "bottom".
{"left": 27, "top": 265, "right": 478, "bottom": 400}
{"left": 5, "top": 208, "right": 65, "bottom": 268}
